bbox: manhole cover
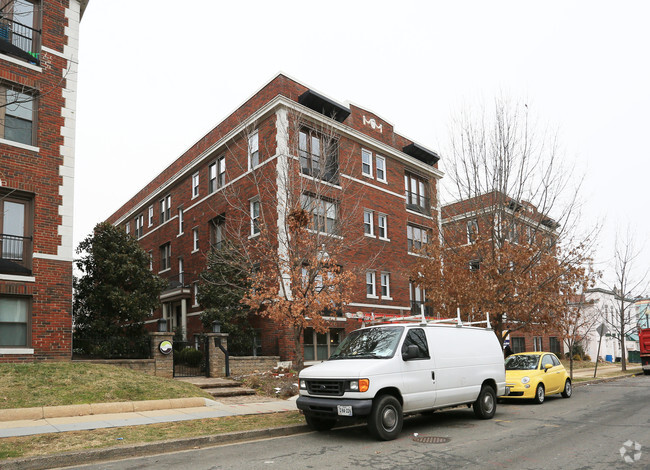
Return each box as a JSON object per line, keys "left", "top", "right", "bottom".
{"left": 412, "top": 435, "right": 451, "bottom": 444}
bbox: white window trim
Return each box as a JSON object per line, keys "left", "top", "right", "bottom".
{"left": 376, "top": 155, "right": 387, "bottom": 183}
{"left": 381, "top": 272, "right": 391, "bottom": 299}
{"left": 193, "top": 282, "right": 199, "bottom": 307}
{"left": 248, "top": 130, "right": 259, "bottom": 170}
{"left": 178, "top": 208, "right": 184, "bottom": 236}
{"left": 0, "top": 348, "right": 34, "bottom": 355}
{"left": 250, "top": 198, "right": 260, "bottom": 237}
{"left": 366, "top": 271, "right": 378, "bottom": 298}
{"left": 192, "top": 172, "right": 200, "bottom": 199}
{"left": 192, "top": 228, "right": 199, "bottom": 253}
{"left": 364, "top": 210, "right": 375, "bottom": 237}
{"left": 361, "top": 148, "right": 373, "bottom": 178}
{"left": 0, "top": 137, "right": 39, "bottom": 153}
{"left": 377, "top": 213, "right": 389, "bottom": 241}
{"left": 148, "top": 205, "right": 154, "bottom": 227}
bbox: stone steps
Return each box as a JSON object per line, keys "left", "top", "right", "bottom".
{"left": 204, "top": 387, "right": 257, "bottom": 397}
{"left": 175, "top": 377, "right": 258, "bottom": 399}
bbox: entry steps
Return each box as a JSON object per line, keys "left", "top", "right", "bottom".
{"left": 176, "top": 377, "right": 257, "bottom": 398}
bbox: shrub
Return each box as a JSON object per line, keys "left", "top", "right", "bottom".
{"left": 572, "top": 354, "right": 582, "bottom": 362}
{"left": 583, "top": 354, "right": 592, "bottom": 361}
{"left": 177, "top": 347, "right": 203, "bottom": 367}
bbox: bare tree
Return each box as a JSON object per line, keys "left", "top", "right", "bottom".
{"left": 605, "top": 229, "right": 648, "bottom": 371}
{"left": 558, "top": 294, "right": 599, "bottom": 379}
{"left": 414, "top": 96, "right": 598, "bottom": 344}
{"left": 198, "top": 108, "right": 381, "bottom": 368}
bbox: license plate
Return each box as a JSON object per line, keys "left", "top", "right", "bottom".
{"left": 337, "top": 405, "right": 353, "bottom": 416}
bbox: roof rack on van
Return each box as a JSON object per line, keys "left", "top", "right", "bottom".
{"left": 361, "top": 308, "right": 491, "bottom": 329}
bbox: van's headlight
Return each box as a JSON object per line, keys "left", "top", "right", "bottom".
{"left": 521, "top": 376, "right": 530, "bottom": 384}
{"left": 346, "top": 379, "right": 369, "bottom": 392}
{"left": 300, "top": 379, "right": 307, "bottom": 390}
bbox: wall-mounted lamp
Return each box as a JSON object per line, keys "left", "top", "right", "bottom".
{"left": 212, "top": 319, "right": 221, "bottom": 333}
{"left": 157, "top": 318, "right": 167, "bottom": 333}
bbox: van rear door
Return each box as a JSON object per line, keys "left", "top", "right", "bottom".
{"left": 400, "top": 328, "right": 437, "bottom": 412}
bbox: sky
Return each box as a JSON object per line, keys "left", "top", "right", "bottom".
{"left": 74, "top": 0, "right": 650, "bottom": 288}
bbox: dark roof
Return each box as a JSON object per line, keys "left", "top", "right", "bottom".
{"left": 402, "top": 142, "right": 440, "bottom": 165}
{"left": 298, "top": 89, "right": 350, "bottom": 123}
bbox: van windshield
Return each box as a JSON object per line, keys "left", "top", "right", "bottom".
{"left": 329, "top": 326, "right": 403, "bottom": 360}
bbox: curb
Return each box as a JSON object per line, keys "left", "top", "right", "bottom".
{"left": 573, "top": 372, "right": 640, "bottom": 387}
{"left": 0, "top": 397, "right": 208, "bottom": 422}
{"left": 1, "top": 424, "right": 311, "bottom": 470}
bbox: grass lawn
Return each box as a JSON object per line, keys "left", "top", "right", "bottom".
{"left": 0, "top": 362, "right": 213, "bottom": 409}
{"left": 0, "top": 412, "right": 304, "bottom": 459}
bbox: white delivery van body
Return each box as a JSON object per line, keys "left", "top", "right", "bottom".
{"left": 297, "top": 322, "right": 506, "bottom": 440}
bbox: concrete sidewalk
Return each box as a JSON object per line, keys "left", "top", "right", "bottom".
{"left": 570, "top": 363, "right": 641, "bottom": 379}
{"left": 0, "top": 397, "right": 298, "bottom": 438}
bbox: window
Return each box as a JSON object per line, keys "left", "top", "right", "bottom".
{"left": 134, "top": 214, "right": 144, "bottom": 238}
{"left": 381, "top": 272, "right": 391, "bottom": 298}
{"left": 148, "top": 205, "right": 154, "bottom": 227}
{"left": 248, "top": 131, "right": 259, "bottom": 169}
{"left": 469, "top": 260, "right": 480, "bottom": 272}
{"left": 407, "top": 224, "right": 428, "bottom": 252}
{"left": 125, "top": 222, "right": 130, "bottom": 235}
{"left": 1, "top": 86, "right": 35, "bottom": 146}
{"left": 160, "top": 243, "right": 171, "bottom": 272}
{"left": 250, "top": 199, "right": 260, "bottom": 236}
{"left": 409, "top": 282, "right": 428, "bottom": 315}
{"left": 0, "top": 296, "right": 30, "bottom": 347}
{"left": 160, "top": 195, "right": 171, "bottom": 223}
{"left": 401, "top": 328, "right": 430, "bottom": 359}
{"left": 467, "top": 219, "right": 478, "bottom": 244}
{"left": 178, "top": 208, "right": 184, "bottom": 235}
{"left": 511, "top": 337, "right": 526, "bottom": 354}
{"left": 303, "top": 327, "right": 344, "bottom": 361}
{"left": 376, "top": 155, "right": 386, "bottom": 182}
{"left": 192, "top": 172, "right": 199, "bottom": 198}
{"left": 363, "top": 210, "right": 374, "bottom": 236}
{"left": 0, "top": 0, "right": 40, "bottom": 64}
{"left": 178, "top": 257, "right": 184, "bottom": 285}
{"left": 301, "top": 194, "right": 338, "bottom": 235}
{"left": 209, "top": 156, "right": 226, "bottom": 193}
{"left": 148, "top": 251, "right": 153, "bottom": 271}
{"left": 0, "top": 194, "right": 32, "bottom": 275}
{"left": 404, "top": 172, "right": 429, "bottom": 211}
{"left": 549, "top": 337, "right": 561, "bottom": 355}
{"left": 218, "top": 156, "right": 226, "bottom": 187}
{"left": 377, "top": 214, "right": 388, "bottom": 239}
{"left": 361, "top": 148, "right": 372, "bottom": 177}
{"left": 299, "top": 128, "right": 338, "bottom": 182}
{"left": 192, "top": 228, "right": 199, "bottom": 252}
{"left": 533, "top": 336, "right": 543, "bottom": 352}
{"left": 366, "top": 271, "right": 377, "bottom": 298}
{"left": 209, "top": 215, "right": 225, "bottom": 249}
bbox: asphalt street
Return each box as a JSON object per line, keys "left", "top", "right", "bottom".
{"left": 63, "top": 375, "right": 650, "bottom": 470}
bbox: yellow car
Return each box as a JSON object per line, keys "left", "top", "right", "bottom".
{"left": 503, "top": 352, "right": 572, "bottom": 404}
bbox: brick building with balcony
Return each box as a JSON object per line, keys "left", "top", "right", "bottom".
{"left": 106, "top": 74, "right": 443, "bottom": 363}
{"left": 0, "top": 0, "right": 88, "bottom": 362}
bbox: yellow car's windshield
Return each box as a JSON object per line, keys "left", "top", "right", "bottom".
{"left": 505, "top": 354, "right": 540, "bottom": 370}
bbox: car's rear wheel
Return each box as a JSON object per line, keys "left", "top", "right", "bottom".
{"left": 368, "top": 395, "right": 403, "bottom": 441}
{"left": 643, "top": 369, "right": 650, "bottom": 376}
{"left": 561, "top": 379, "right": 572, "bottom": 398}
{"left": 473, "top": 385, "right": 496, "bottom": 419}
{"left": 305, "top": 414, "right": 336, "bottom": 431}
{"left": 533, "top": 383, "right": 545, "bottom": 404}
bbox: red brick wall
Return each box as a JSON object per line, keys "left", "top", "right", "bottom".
{"left": 0, "top": 0, "right": 75, "bottom": 362}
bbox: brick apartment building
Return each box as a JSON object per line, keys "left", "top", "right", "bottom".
{"left": 107, "top": 74, "right": 443, "bottom": 362}
{"left": 0, "top": 0, "right": 88, "bottom": 362}
{"left": 441, "top": 190, "right": 564, "bottom": 356}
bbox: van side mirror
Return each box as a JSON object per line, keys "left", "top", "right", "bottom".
{"left": 402, "top": 344, "right": 419, "bottom": 360}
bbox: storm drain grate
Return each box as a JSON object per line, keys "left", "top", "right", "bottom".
{"left": 412, "top": 435, "right": 451, "bottom": 444}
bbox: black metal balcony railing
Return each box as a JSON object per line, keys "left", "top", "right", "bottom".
{"left": 0, "top": 233, "right": 32, "bottom": 275}
{"left": 0, "top": 15, "right": 40, "bottom": 65}
{"left": 405, "top": 191, "right": 430, "bottom": 213}
{"left": 410, "top": 301, "right": 432, "bottom": 317}
{"left": 163, "top": 272, "right": 189, "bottom": 290}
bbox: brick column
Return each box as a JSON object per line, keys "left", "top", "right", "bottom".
{"left": 150, "top": 332, "right": 174, "bottom": 378}
{"left": 205, "top": 333, "right": 229, "bottom": 377}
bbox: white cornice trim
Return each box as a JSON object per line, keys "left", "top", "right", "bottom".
{"left": 0, "top": 348, "right": 34, "bottom": 355}
{"left": 0, "top": 138, "right": 39, "bottom": 153}
{"left": 0, "top": 274, "right": 35, "bottom": 282}
{"left": 33, "top": 253, "right": 73, "bottom": 262}
{"left": 0, "top": 54, "right": 41, "bottom": 72}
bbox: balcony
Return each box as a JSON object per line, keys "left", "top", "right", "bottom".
{"left": 0, "top": 15, "right": 40, "bottom": 65}
{"left": 160, "top": 271, "right": 191, "bottom": 302}
{"left": 0, "top": 233, "right": 32, "bottom": 275}
{"left": 405, "top": 191, "right": 430, "bottom": 214}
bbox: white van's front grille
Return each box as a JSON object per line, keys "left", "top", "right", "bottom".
{"left": 305, "top": 379, "right": 344, "bottom": 396}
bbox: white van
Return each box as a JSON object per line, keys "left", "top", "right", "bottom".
{"left": 297, "top": 320, "right": 506, "bottom": 440}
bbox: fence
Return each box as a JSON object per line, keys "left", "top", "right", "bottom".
{"left": 72, "top": 335, "right": 152, "bottom": 360}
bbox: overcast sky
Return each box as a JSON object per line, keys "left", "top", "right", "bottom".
{"left": 75, "top": 0, "right": 650, "bottom": 288}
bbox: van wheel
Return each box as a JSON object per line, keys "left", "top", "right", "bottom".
{"left": 533, "top": 384, "right": 545, "bottom": 404}
{"left": 368, "top": 395, "right": 403, "bottom": 441}
{"left": 473, "top": 385, "right": 496, "bottom": 419}
{"left": 643, "top": 370, "right": 650, "bottom": 376}
{"left": 561, "top": 379, "right": 572, "bottom": 398}
{"left": 305, "top": 415, "right": 336, "bottom": 431}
